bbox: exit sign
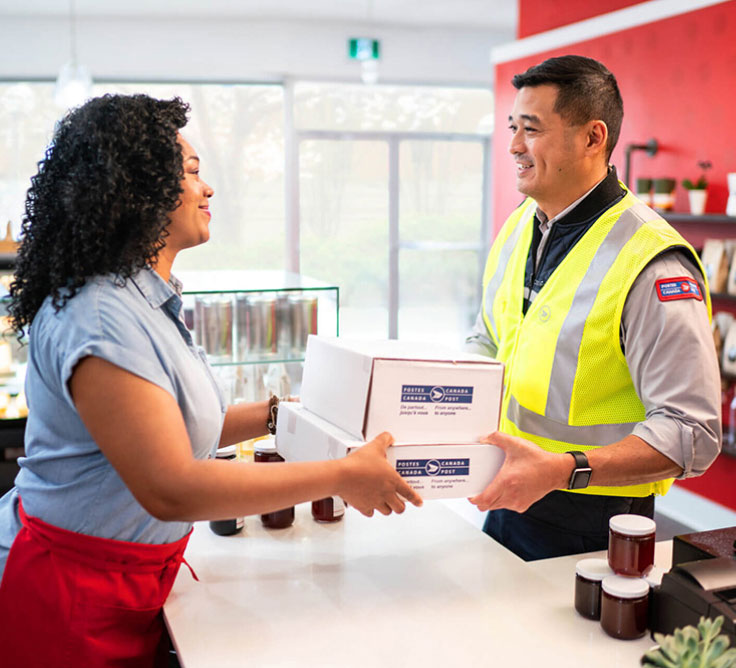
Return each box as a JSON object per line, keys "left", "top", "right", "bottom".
{"left": 348, "top": 38, "right": 380, "bottom": 61}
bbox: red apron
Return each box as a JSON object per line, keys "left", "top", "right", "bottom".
{"left": 0, "top": 500, "right": 197, "bottom": 668}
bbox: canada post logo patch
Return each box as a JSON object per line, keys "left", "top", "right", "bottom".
{"left": 400, "top": 385, "right": 473, "bottom": 404}
{"left": 655, "top": 277, "right": 703, "bottom": 302}
{"left": 395, "top": 458, "right": 470, "bottom": 477}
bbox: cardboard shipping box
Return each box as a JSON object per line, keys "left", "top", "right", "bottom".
{"left": 276, "top": 402, "right": 505, "bottom": 500}
{"left": 299, "top": 336, "right": 504, "bottom": 444}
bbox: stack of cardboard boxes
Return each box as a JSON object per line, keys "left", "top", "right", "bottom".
{"left": 276, "top": 336, "right": 507, "bottom": 499}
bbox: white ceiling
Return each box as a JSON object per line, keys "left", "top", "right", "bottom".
{"left": 0, "top": 0, "right": 518, "bottom": 32}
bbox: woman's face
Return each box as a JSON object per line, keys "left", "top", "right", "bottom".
{"left": 165, "top": 135, "right": 214, "bottom": 252}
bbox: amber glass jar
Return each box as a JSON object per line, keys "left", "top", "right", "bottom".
{"left": 209, "top": 445, "right": 245, "bottom": 536}
{"left": 312, "top": 496, "right": 345, "bottom": 523}
{"left": 600, "top": 575, "right": 649, "bottom": 639}
{"left": 574, "top": 558, "right": 613, "bottom": 620}
{"left": 254, "top": 439, "right": 295, "bottom": 529}
{"left": 608, "top": 514, "right": 656, "bottom": 577}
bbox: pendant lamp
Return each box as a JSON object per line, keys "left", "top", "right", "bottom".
{"left": 54, "top": 0, "right": 92, "bottom": 109}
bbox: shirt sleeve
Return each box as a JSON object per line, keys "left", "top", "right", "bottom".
{"left": 621, "top": 249, "right": 721, "bottom": 478}
{"left": 42, "top": 281, "right": 179, "bottom": 409}
{"left": 464, "top": 309, "right": 498, "bottom": 358}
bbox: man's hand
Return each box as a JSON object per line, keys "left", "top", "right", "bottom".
{"left": 468, "top": 431, "right": 573, "bottom": 513}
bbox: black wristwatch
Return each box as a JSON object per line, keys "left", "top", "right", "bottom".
{"left": 566, "top": 450, "right": 592, "bottom": 490}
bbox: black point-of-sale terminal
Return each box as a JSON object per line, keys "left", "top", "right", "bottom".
{"left": 649, "top": 527, "right": 736, "bottom": 640}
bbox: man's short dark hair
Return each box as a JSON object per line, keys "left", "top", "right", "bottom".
{"left": 512, "top": 55, "right": 623, "bottom": 160}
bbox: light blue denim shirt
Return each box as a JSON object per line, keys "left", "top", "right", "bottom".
{"left": 0, "top": 267, "right": 226, "bottom": 579}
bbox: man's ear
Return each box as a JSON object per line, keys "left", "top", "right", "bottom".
{"left": 585, "top": 120, "right": 608, "bottom": 157}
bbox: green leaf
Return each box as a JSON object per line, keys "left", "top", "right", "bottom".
{"left": 641, "top": 617, "right": 736, "bottom": 667}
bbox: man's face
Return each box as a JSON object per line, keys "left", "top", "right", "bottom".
{"left": 508, "top": 84, "right": 589, "bottom": 217}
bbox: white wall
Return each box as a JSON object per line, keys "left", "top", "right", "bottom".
{"left": 0, "top": 15, "right": 509, "bottom": 86}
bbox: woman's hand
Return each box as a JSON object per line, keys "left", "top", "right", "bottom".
{"left": 468, "top": 431, "right": 573, "bottom": 513}
{"left": 335, "top": 432, "right": 423, "bottom": 517}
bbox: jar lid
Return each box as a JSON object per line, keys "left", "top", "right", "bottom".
{"left": 575, "top": 558, "right": 613, "bottom": 581}
{"left": 215, "top": 445, "right": 237, "bottom": 459}
{"left": 254, "top": 437, "right": 277, "bottom": 454}
{"left": 602, "top": 574, "right": 650, "bottom": 599}
{"left": 609, "top": 513, "right": 656, "bottom": 536}
{"left": 645, "top": 566, "right": 665, "bottom": 588}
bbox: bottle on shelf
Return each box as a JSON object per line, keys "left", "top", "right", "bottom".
{"left": 727, "top": 393, "right": 736, "bottom": 456}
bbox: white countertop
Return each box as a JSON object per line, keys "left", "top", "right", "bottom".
{"left": 164, "top": 502, "right": 671, "bottom": 667}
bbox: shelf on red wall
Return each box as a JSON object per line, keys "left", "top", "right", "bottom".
{"left": 664, "top": 213, "right": 736, "bottom": 225}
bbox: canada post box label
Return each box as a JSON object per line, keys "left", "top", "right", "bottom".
{"left": 395, "top": 458, "right": 471, "bottom": 477}
{"left": 400, "top": 385, "right": 473, "bottom": 404}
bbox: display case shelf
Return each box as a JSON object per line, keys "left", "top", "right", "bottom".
{"left": 178, "top": 271, "right": 339, "bottom": 403}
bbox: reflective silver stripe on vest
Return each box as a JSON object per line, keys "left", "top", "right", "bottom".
{"left": 484, "top": 203, "right": 535, "bottom": 343}
{"left": 507, "top": 396, "right": 640, "bottom": 446}
{"left": 544, "top": 202, "right": 650, "bottom": 423}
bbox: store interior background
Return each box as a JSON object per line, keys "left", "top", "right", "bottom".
{"left": 1, "top": 0, "right": 735, "bottom": 535}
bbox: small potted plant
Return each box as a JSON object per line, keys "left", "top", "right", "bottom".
{"left": 636, "top": 177, "right": 653, "bottom": 206}
{"left": 653, "top": 178, "right": 677, "bottom": 211}
{"left": 682, "top": 160, "right": 712, "bottom": 216}
{"left": 641, "top": 615, "right": 736, "bottom": 667}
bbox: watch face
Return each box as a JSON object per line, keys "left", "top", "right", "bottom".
{"left": 570, "top": 467, "right": 592, "bottom": 490}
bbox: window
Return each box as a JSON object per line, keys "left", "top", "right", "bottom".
{"left": 294, "top": 82, "right": 493, "bottom": 345}
{"left": 0, "top": 82, "right": 286, "bottom": 273}
{"left": 0, "top": 80, "right": 494, "bottom": 346}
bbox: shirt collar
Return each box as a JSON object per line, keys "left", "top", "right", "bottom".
{"left": 535, "top": 166, "right": 613, "bottom": 228}
{"left": 130, "top": 267, "right": 181, "bottom": 309}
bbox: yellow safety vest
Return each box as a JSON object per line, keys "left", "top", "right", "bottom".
{"left": 482, "top": 190, "right": 710, "bottom": 497}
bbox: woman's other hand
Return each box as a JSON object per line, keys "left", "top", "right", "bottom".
{"left": 335, "top": 432, "right": 423, "bottom": 517}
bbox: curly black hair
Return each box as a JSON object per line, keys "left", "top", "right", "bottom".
{"left": 9, "top": 93, "right": 190, "bottom": 335}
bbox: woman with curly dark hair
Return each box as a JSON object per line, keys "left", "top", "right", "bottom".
{"left": 0, "top": 94, "right": 421, "bottom": 668}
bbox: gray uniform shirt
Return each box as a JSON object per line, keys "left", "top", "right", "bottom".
{"left": 466, "top": 226, "right": 721, "bottom": 478}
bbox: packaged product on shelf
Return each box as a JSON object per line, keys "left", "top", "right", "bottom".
{"left": 726, "top": 243, "right": 736, "bottom": 295}
{"left": 722, "top": 321, "right": 736, "bottom": 377}
{"left": 299, "top": 335, "right": 504, "bottom": 444}
{"left": 713, "top": 312, "right": 735, "bottom": 368}
{"left": 701, "top": 238, "right": 729, "bottom": 293}
{"left": 276, "top": 402, "right": 505, "bottom": 500}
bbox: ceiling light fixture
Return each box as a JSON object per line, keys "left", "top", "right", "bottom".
{"left": 54, "top": 0, "right": 93, "bottom": 109}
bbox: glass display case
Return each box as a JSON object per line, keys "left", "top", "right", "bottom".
{"left": 179, "top": 270, "right": 339, "bottom": 403}
{"left": 0, "top": 269, "right": 339, "bottom": 493}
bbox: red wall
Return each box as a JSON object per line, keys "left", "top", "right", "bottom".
{"left": 494, "top": 1, "right": 736, "bottom": 236}
{"left": 495, "top": 1, "right": 736, "bottom": 509}
{"left": 518, "top": 0, "right": 644, "bottom": 38}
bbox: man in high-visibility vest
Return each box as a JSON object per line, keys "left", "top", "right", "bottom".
{"left": 465, "top": 55, "right": 721, "bottom": 560}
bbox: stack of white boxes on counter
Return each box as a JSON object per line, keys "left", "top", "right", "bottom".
{"left": 275, "top": 335, "right": 507, "bottom": 500}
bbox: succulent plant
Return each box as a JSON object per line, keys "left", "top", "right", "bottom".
{"left": 641, "top": 616, "right": 736, "bottom": 667}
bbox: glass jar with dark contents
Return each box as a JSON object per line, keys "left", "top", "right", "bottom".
{"left": 574, "top": 558, "right": 613, "bottom": 620}
{"left": 608, "top": 514, "right": 656, "bottom": 577}
{"left": 209, "top": 445, "right": 245, "bottom": 536}
{"left": 600, "top": 575, "right": 649, "bottom": 640}
{"left": 254, "top": 438, "right": 295, "bottom": 529}
{"left": 312, "top": 496, "right": 345, "bottom": 523}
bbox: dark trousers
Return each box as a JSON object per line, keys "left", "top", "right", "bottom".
{"left": 482, "top": 490, "right": 655, "bottom": 561}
